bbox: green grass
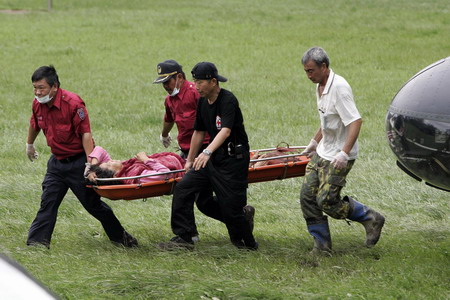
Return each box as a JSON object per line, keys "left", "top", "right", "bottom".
{"left": 0, "top": 0, "right": 449, "bottom": 299}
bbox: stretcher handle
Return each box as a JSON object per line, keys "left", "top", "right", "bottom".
{"left": 94, "top": 169, "right": 185, "bottom": 182}
{"left": 250, "top": 153, "right": 305, "bottom": 163}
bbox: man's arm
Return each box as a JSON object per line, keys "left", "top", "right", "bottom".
{"left": 27, "top": 125, "right": 40, "bottom": 144}
{"left": 342, "top": 118, "right": 362, "bottom": 155}
{"left": 162, "top": 121, "right": 174, "bottom": 137}
{"left": 301, "top": 127, "right": 322, "bottom": 157}
{"left": 185, "top": 130, "right": 206, "bottom": 170}
{"left": 82, "top": 132, "right": 95, "bottom": 160}
{"left": 192, "top": 127, "right": 231, "bottom": 171}
{"left": 331, "top": 118, "right": 362, "bottom": 169}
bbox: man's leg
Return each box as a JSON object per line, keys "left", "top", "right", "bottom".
{"left": 209, "top": 156, "right": 257, "bottom": 249}
{"left": 27, "top": 156, "right": 68, "bottom": 248}
{"left": 195, "top": 189, "right": 224, "bottom": 222}
{"left": 170, "top": 169, "right": 211, "bottom": 242}
{"left": 315, "top": 159, "right": 354, "bottom": 219}
{"left": 300, "top": 154, "right": 331, "bottom": 253}
{"left": 315, "top": 159, "right": 384, "bottom": 247}
{"left": 68, "top": 156, "right": 137, "bottom": 247}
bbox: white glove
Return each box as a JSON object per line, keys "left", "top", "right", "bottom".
{"left": 26, "top": 143, "right": 39, "bottom": 162}
{"left": 301, "top": 139, "right": 318, "bottom": 158}
{"left": 160, "top": 133, "right": 172, "bottom": 148}
{"left": 331, "top": 150, "right": 349, "bottom": 169}
{"left": 84, "top": 163, "right": 91, "bottom": 177}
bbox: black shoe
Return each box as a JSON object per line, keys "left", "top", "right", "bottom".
{"left": 247, "top": 241, "right": 259, "bottom": 251}
{"left": 243, "top": 205, "right": 255, "bottom": 233}
{"left": 231, "top": 238, "right": 246, "bottom": 248}
{"left": 120, "top": 231, "right": 138, "bottom": 248}
{"left": 239, "top": 241, "right": 258, "bottom": 251}
{"left": 158, "top": 236, "right": 194, "bottom": 251}
{"left": 27, "top": 241, "right": 50, "bottom": 249}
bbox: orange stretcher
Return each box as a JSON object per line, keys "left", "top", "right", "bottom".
{"left": 89, "top": 146, "right": 310, "bottom": 201}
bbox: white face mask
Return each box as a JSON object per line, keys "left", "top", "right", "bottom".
{"left": 170, "top": 76, "right": 180, "bottom": 97}
{"left": 35, "top": 93, "right": 53, "bottom": 104}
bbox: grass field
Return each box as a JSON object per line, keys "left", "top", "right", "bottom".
{"left": 0, "top": 0, "right": 449, "bottom": 299}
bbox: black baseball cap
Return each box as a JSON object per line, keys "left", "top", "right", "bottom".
{"left": 191, "top": 62, "right": 228, "bottom": 82}
{"left": 153, "top": 60, "right": 183, "bottom": 84}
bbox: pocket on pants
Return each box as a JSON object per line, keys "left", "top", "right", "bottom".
{"left": 327, "top": 174, "right": 346, "bottom": 187}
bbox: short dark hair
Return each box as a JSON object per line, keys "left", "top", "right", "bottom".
{"left": 87, "top": 164, "right": 123, "bottom": 185}
{"left": 31, "top": 65, "right": 60, "bottom": 87}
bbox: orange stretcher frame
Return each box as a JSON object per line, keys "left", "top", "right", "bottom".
{"left": 89, "top": 147, "right": 310, "bottom": 201}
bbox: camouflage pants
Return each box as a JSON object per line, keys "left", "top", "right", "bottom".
{"left": 300, "top": 153, "right": 355, "bottom": 222}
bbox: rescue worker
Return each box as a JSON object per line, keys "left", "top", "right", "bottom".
{"left": 26, "top": 65, "right": 137, "bottom": 248}
{"left": 153, "top": 59, "right": 209, "bottom": 158}
{"left": 153, "top": 59, "right": 211, "bottom": 242}
{"left": 300, "top": 47, "right": 385, "bottom": 254}
{"left": 159, "top": 62, "right": 257, "bottom": 250}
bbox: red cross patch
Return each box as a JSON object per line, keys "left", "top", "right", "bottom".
{"left": 216, "top": 115, "right": 222, "bottom": 130}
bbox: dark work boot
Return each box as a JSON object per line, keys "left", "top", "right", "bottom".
{"left": 243, "top": 205, "right": 255, "bottom": 233}
{"left": 307, "top": 216, "right": 332, "bottom": 255}
{"left": 158, "top": 235, "right": 194, "bottom": 251}
{"left": 346, "top": 196, "right": 385, "bottom": 248}
{"left": 120, "top": 231, "right": 138, "bottom": 248}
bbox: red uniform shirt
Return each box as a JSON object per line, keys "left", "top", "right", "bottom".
{"left": 30, "top": 88, "right": 91, "bottom": 159}
{"left": 164, "top": 80, "right": 209, "bottom": 151}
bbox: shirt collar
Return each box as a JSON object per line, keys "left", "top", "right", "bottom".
{"left": 50, "top": 88, "right": 62, "bottom": 109}
{"left": 320, "top": 68, "right": 335, "bottom": 95}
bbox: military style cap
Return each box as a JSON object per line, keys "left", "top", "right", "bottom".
{"left": 191, "top": 62, "right": 227, "bottom": 82}
{"left": 153, "top": 60, "right": 183, "bottom": 84}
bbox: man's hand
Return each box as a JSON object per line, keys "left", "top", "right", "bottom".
{"left": 87, "top": 172, "right": 97, "bottom": 183}
{"left": 26, "top": 143, "right": 39, "bottom": 162}
{"left": 184, "top": 161, "right": 194, "bottom": 172}
{"left": 193, "top": 153, "right": 210, "bottom": 170}
{"left": 84, "top": 163, "right": 91, "bottom": 177}
{"left": 331, "top": 150, "right": 349, "bottom": 169}
{"left": 301, "top": 139, "right": 318, "bottom": 158}
{"left": 160, "top": 133, "right": 172, "bottom": 148}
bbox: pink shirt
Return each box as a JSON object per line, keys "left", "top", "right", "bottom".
{"left": 89, "top": 146, "right": 171, "bottom": 183}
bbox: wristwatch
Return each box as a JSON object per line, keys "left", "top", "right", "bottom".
{"left": 202, "top": 149, "right": 212, "bottom": 156}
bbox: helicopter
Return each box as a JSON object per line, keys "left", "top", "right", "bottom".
{"left": 386, "top": 56, "right": 450, "bottom": 192}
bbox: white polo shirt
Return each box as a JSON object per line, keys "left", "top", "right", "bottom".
{"left": 315, "top": 69, "right": 361, "bottom": 161}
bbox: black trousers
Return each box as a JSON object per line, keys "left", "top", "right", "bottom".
{"left": 27, "top": 154, "right": 126, "bottom": 246}
{"left": 171, "top": 151, "right": 255, "bottom": 246}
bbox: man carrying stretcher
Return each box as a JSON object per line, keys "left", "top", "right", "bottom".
{"left": 159, "top": 62, "right": 258, "bottom": 250}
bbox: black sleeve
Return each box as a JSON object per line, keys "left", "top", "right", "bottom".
{"left": 194, "top": 98, "right": 206, "bottom": 131}
{"left": 220, "top": 93, "right": 237, "bottom": 129}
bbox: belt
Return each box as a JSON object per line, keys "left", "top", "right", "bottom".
{"left": 58, "top": 152, "right": 85, "bottom": 163}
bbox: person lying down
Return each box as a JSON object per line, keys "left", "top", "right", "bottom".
{"left": 86, "top": 146, "right": 303, "bottom": 185}
{"left": 86, "top": 146, "right": 185, "bottom": 185}
{"left": 250, "top": 148, "right": 303, "bottom": 167}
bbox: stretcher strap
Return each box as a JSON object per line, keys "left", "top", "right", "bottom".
{"left": 282, "top": 164, "right": 289, "bottom": 179}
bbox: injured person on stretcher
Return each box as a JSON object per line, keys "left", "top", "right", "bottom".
{"left": 250, "top": 147, "right": 303, "bottom": 167}
{"left": 86, "top": 146, "right": 185, "bottom": 185}
{"left": 86, "top": 146, "right": 304, "bottom": 185}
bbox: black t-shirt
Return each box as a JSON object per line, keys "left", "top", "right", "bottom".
{"left": 194, "top": 88, "right": 249, "bottom": 150}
